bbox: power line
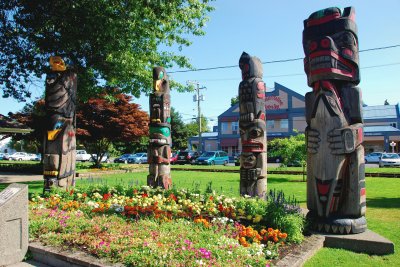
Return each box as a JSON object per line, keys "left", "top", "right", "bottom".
{"left": 169, "top": 44, "right": 400, "bottom": 74}
{"left": 190, "top": 62, "right": 400, "bottom": 82}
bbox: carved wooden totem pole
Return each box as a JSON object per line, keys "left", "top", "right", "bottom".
{"left": 238, "top": 52, "right": 267, "bottom": 199}
{"left": 303, "top": 7, "right": 366, "bottom": 234}
{"left": 147, "top": 67, "right": 172, "bottom": 189}
{"left": 43, "top": 56, "right": 77, "bottom": 192}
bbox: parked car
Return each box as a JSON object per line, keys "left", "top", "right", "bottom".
{"left": 27, "top": 153, "right": 40, "bottom": 161}
{"left": 75, "top": 150, "right": 93, "bottom": 162}
{"left": 364, "top": 152, "right": 383, "bottom": 163}
{"left": 114, "top": 154, "right": 133, "bottom": 163}
{"left": 194, "top": 151, "right": 229, "bottom": 166}
{"left": 127, "top": 153, "right": 148, "bottom": 164}
{"left": 176, "top": 151, "right": 200, "bottom": 165}
{"left": 170, "top": 153, "right": 178, "bottom": 164}
{"left": 0, "top": 153, "right": 9, "bottom": 160}
{"left": 379, "top": 153, "right": 400, "bottom": 167}
{"left": 9, "top": 152, "right": 31, "bottom": 161}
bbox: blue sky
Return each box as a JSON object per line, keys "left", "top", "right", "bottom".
{"left": 2, "top": 0, "right": 400, "bottom": 129}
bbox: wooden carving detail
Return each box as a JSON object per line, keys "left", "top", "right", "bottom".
{"left": 238, "top": 52, "right": 267, "bottom": 199}
{"left": 43, "top": 56, "right": 77, "bottom": 192}
{"left": 147, "top": 67, "right": 172, "bottom": 189}
{"left": 303, "top": 7, "right": 366, "bottom": 234}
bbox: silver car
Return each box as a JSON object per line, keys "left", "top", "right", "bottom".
{"left": 379, "top": 153, "right": 400, "bottom": 168}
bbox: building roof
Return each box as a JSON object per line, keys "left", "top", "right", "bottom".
{"left": 363, "top": 105, "right": 398, "bottom": 120}
{"left": 364, "top": 125, "right": 400, "bottom": 133}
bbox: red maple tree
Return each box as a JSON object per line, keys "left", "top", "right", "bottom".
{"left": 76, "top": 89, "right": 149, "bottom": 166}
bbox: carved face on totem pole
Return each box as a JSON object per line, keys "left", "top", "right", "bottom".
{"left": 303, "top": 7, "right": 359, "bottom": 87}
{"left": 238, "top": 52, "right": 267, "bottom": 199}
{"left": 43, "top": 56, "right": 77, "bottom": 191}
{"left": 147, "top": 67, "right": 172, "bottom": 189}
{"left": 303, "top": 7, "right": 366, "bottom": 234}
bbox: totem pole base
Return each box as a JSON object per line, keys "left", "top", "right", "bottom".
{"left": 147, "top": 175, "right": 172, "bottom": 190}
{"left": 307, "top": 212, "right": 367, "bottom": 234}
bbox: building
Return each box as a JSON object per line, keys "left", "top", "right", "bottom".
{"left": 188, "top": 82, "right": 400, "bottom": 155}
{"left": 363, "top": 105, "right": 400, "bottom": 153}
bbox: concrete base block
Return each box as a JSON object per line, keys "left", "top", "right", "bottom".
{"left": 319, "top": 229, "right": 394, "bottom": 255}
{"left": 275, "top": 235, "right": 325, "bottom": 267}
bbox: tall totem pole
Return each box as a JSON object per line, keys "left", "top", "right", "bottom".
{"left": 238, "top": 52, "right": 267, "bottom": 199}
{"left": 147, "top": 67, "right": 172, "bottom": 189}
{"left": 43, "top": 56, "right": 77, "bottom": 192}
{"left": 303, "top": 7, "right": 366, "bottom": 234}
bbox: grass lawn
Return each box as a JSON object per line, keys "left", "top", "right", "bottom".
{"left": 0, "top": 170, "right": 398, "bottom": 265}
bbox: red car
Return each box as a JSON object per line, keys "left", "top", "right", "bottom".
{"left": 170, "top": 153, "right": 178, "bottom": 164}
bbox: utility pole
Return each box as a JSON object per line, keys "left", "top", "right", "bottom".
{"left": 187, "top": 81, "right": 206, "bottom": 154}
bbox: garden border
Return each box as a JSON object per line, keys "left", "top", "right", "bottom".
{"left": 27, "top": 235, "right": 325, "bottom": 267}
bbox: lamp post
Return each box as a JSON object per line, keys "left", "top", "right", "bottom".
{"left": 390, "top": 141, "right": 396, "bottom": 153}
{"left": 187, "top": 81, "right": 206, "bottom": 153}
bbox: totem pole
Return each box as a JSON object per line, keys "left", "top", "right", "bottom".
{"left": 303, "top": 7, "right": 366, "bottom": 234}
{"left": 238, "top": 52, "right": 267, "bottom": 199}
{"left": 43, "top": 56, "right": 77, "bottom": 192}
{"left": 147, "top": 67, "right": 172, "bottom": 189}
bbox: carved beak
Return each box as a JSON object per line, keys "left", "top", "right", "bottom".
{"left": 47, "top": 129, "right": 61, "bottom": 141}
{"left": 49, "top": 56, "right": 66, "bottom": 71}
{"left": 154, "top": 80, "right": 162, "bottom": 91}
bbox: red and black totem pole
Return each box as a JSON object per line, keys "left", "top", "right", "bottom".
{"left": 147, "top": 67, "right": 172, "bottom": 189}
{"left": 303, "top": 7, "right": 366, "bottom": 234}
{"left": 43, "top": 56, "right": 77, "bottom": 192}
{"left": 238, "top": 52, "right": 267, "bottom": 199}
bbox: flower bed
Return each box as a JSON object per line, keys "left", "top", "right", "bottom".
{"left": 29, "top": 185, "right": 304, "bottom": 266}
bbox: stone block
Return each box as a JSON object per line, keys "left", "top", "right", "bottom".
{"left": 0, "top": 183, "right": 28, "bottom": 267}
{"left": 322, "top": 229, "right": 394, "bottom": 255}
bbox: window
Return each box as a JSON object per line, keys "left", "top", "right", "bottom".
{"left": 280, "top": 119, "right": 289, "bottom": 129}
{"left": 390, "top": 123, "right": 397, "bottom": 128}
{"left": 221, "top": 122, "right": 229, "bottom": 133}
{"left": 221, "top": 146, "right": 229, "bottom": 153}
{"left": 267, "top": 120, "right": 274, "bottom": 129}
{"left": 231, "top": 121, "right": 239, "bottom": 134}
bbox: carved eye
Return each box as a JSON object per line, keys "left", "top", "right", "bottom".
{"left": 250, "top": 128, "right": 263, "bottom": 138}
{"left": 309, "top": 41, "right": 317, "bottom": 52}
{"left": 54, "top": 121, "right": 63, "bottom": 130}
{"left": 320, "top": 38, "right": 330, "bottom": 48}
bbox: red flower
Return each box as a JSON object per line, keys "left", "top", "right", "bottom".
{"left": 209, "top": 196, "right": 214, "bottom": 201}
{"left": 103, "top": 193, "right": 111, "bottom": 201}
{"left": 169, "top": 193, "right": 177, "bottom": 201}
{"left": 69, "top": 189, "right": 74, "bottom": 196}
{"left": 142, "top": 193, "right": 148, "bottom": 198}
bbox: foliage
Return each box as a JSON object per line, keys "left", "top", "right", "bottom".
{"left": 230, "top": 95, "right": 239, "bottom": 106}
{"left": 0, "top": 161, "right": 42, "bottom": 174}
{"left": 77, "top": 89, "right": 149, "bottom": 166}
{"left": 0, "top": 0, "right": 215, "bottom": 101}
{"left": 186, "top": 115, "right": 211, "bottom": 136}
{"left": 269, "top": 133, "right": 306, "bottom": 167}
{"left": 8, "top": 100, "right": 46, "bottom": 153}
{"left": 29, "top": 185, "right": 304, "bottom": 265}
{"left": 170, "top": 107, "right": 193, "bottom": 150}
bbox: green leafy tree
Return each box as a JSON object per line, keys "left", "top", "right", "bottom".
{"left": 170, "top": 107, "right": 191, "bottom": 150}
{"left": 0, "top": 0, "right": 214, "bottom": 101}
{"left": 268, "top": 133, "right": 307, "bottom": 179}
{"left": 186, "top": 115, "right": 210, "bottom": 137}
{"left": 231, "top": 95, "right": 239, "bottom": 106}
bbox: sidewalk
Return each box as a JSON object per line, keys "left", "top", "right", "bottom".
{"left": 0, "top": 172, "right": 43, "bottom": 184}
